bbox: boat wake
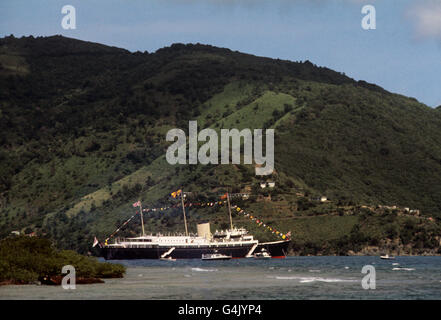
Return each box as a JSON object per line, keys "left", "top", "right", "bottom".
{"left": 191, "top": 267, "right": 218, "bottom": 272}
{"left": 271, "top": 275, "right": 357, "bottom": 283}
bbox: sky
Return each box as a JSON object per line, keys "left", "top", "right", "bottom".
{"left": 1, "top": 0, "right": 440, "bottom": 107}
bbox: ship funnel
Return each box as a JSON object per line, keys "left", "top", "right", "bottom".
{"left": 197, "top": 222, "right": 212, "bottom": 240}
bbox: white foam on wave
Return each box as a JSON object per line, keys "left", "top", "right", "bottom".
{"left": 309, "top": 270, "right": 321, "bottom": 273}
{"left": 273, "top": 276, "right": 356, "bottom": 283}
{"left": 191, "top": 267, "right": 218, "bottom": 272}
{"left": 392, "top": 267, "right": 415, "bottom": 271}
{"left": 392, "top": 263, "right": 400, "bottom": 266}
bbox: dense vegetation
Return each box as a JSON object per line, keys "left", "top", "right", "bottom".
{"left": 0, "top": 236, "right": 125, "bottom": 284}
{"left": 0, "top": 35, "right": 440, "bottom": 255}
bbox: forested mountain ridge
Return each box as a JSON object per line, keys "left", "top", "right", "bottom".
{"left": 1, "top": 35, "right": 440, "bottom": 255}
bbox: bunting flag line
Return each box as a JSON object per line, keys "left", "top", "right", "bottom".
{"left": 139, "top": 200, "right": 229, "bottom": 213}
{"left": 105, "top": 201, "right": 230, "bottom": 242}
{"left": 104, "top": 189, "right": 291, "bottom": 242}
{"left": 104, "top": 211, "right": 140, "bottom": 243}
{"left": 231, "top": 205, "right": 291, "bottom": 240}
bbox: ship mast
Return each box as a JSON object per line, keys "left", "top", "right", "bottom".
{"left": 226, "top": 190, "right": 234, "bottom": 230}
{"left": 181, "top": 190, "right": 189, "bottom": 236}
{"left": 140, "top": 200, "right": 145, "bottom": 237}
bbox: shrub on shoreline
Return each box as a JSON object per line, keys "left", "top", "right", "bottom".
{"left": 0, "top": 236, "right": 125, "bottom": 284}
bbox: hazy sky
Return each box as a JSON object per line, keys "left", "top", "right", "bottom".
{"left": 1, "top": 0, "right": 440, "bottom": 107}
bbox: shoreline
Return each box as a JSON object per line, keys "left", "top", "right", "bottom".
{"left": 0, "top": 277, "right": 109, "bottom": 287}
{"left": 288, "top": 252, "right": 441, "bottom": 256}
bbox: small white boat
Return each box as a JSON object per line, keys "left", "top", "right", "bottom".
{"left": 380, "top": 254, "right": 395, "bottom": 260}
{"left": 201, "top": 251, "right": 232, "bottom": 261}
{"left": 160, "top": 256, "right": 176, "bottom": 261}
{"left": 253, "top": 248, "right": 272, "bottom": 259}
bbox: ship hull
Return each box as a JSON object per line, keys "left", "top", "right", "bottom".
{"left": 101, "top": 240, "right": 290, "bottom": 260}
{"left": 102, "top": 244, "right": 253, "bottom": 260}
{"left": 256, "top": 240, "right": 290, "bottom": 258}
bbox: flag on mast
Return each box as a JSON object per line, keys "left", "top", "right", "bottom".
{"left": 132, "top": 200, "right": 141, "bottom": 207}
{"left": 171, "top": 189, "right": 182, "bottom": 198}
{"left": 92, "top": 236, "right": 99, "bottom": 248}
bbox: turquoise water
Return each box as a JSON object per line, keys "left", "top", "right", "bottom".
{"left": 1, "top": 256, "right": 440, "bottom": 299}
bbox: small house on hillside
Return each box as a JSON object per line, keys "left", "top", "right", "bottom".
{"left": 312, "top": 196, "right": 328, "bottom": 202}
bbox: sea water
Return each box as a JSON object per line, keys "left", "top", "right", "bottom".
{"left": 1, "top": 256, "right": 440, "bottom": 299}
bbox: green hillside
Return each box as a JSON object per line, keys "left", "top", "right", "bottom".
{"left": 0, "top": 35, "right": 440, "bottom": 255}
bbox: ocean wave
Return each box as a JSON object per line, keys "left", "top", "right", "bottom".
{"left": 273, "top": 276, "right": 356, "bottom": 283}
{"left": 309, "top": 270, "right": 321, "bottom": 273}
{"left": 392, "top": 267, "right": 415, "bottom": 271}
{"left": 191, "top": 267, "right": 218, "bottom": 272}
